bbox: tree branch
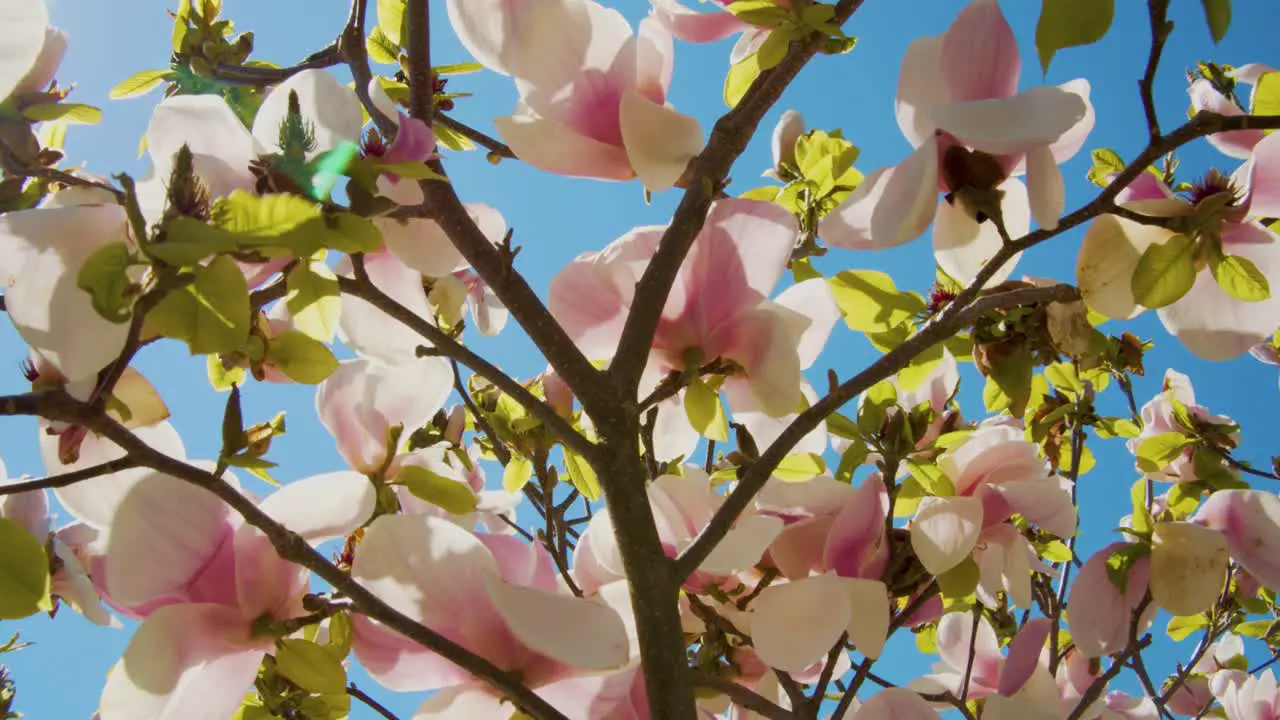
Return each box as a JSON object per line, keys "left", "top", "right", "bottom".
{"left": 0, "top": 457, "right": 138, "bottom": 496}
{"left": 692, "top": 673, "right": 793, "bottom": 720}
{"left": 608, "top": 0, "right": 868, "bottom": 398}
{"left": 1139, "top": 0, "right": 1172, "bottom": 142}
{"left": 346, "top": 683, "right": 399, "bottom": 720}
{"left": 339, "top": 0, "right": 396, "bottom": 135}
{"left": 675, "top": 283, "right": 1081, "bottom": 580}
{"left": 211, "top": 45, "right": 342, "bottom": 86}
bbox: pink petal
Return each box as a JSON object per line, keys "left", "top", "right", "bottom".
{"left": 821, "top": 138, "right": 941, "bottom": 249}
{"left": 1190, "top": 79, "right": 1260, "bottom": 160}
{"left": 999, "top": 617, "right": 1051, "bottom": 697}
{"left": 335, "top": 249, "right": 437, "bottom": 362}
{"left": 724, "top": 378, "right": 828, "bottom": 457}
{"left": 774, "top": 278, "right": 839, "bottom": 370}
{"left": 932, "top": 87, "right": 1089, "bottom": 157}
{"left": 98, "top": 603, "right": 267, "bottom": 720}
{"left": 635, "top": 17, "right": 674, "bottom": 99}
{"left": 496, "top": 114, "right": 635, "bottom": 181}
{"left": 649, "top": 0, "right": 749, "bottom": 43}
{"left": 1067, "top": 542, "right": 1152, "bottom": 658}
{"left": 1157, "top": 222, "right": 1280, "bottom": 361}
{"left": 1046, "top": 80, "right": 1096, "bottom": 164}
{"left": 698, "top": 513, "right": 784, "bottom": 576}
{"left": 1243, "top": 131, "right": 1280, "bottom": 219}
{"left": 852, "top": 688, "right": 943, "bottom": 720}
{"left": 939, "top": 0, "right": 1020, "bottom": 104}
{"left": 935, "top": 610, "right": 1002, "bottom": 690}
{"left": 823, "top": 473, "right": 889, "bottom": 580}
{"left": 1196, "top": 490, "right": 1280, "bottom": 591}
{"left": 987, "top": 478, "right": 1076, "bottom": 539}
{"left": 682, "top": 197, "right": 797, "bottom": 307}
{"left": 104, "top": 473, "right": 235, "bottom": 610}
{"left": 49, "top": 422, "right": 187, "bottom": 528}
{"left": 572, "top": 510, "right": 627, "bottom": 595}
{"left": 932, "top": 177, "right": 1029, "bottom": 286}
{"left": 413, "top": 682, "right": 509, "bottom": 718}
{"left": 484, "top": 573, "right": 631, "bottom": 670}
{"left": 718, "top": 303, "right": 808, "bottom": 417}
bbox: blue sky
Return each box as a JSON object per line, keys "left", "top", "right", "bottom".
{"left": 2, "top": 0, "right": 1279, "bottom": 717}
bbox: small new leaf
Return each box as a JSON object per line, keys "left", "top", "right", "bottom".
{"left": 685, "top": 377, "right": 729, "bottom": 442}
{"left": 77, "top": 242, "right": 137, "bottom": 323}
{"left": 395, "top": 465, "right": 478, "bottom": 515}
{"left": 1199, "top": 0, "right": 1231, "bottom": 43}
{"left": 265, "top": 331, "right": 339, "bottom": 384}
{"left": 275, "top": 638, "right": 347, "bottom": 695}
{"left": 109, "top": 69, "right": 175, "bottom": 100}
{"left": 1131, "top": 233, "right": 1197, "bottom": 309}
{"left": 1210, "top": 253, "right": 1270, "bottom": 302}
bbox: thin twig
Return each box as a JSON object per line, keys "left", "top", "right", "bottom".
{"left": 0, "top": 457, "right": 138, "bottom": 496}
{"left": 434, "top": 111, "right": 516, "bottom": 159}
{"left": 346, "top": 683, "right": 399, "bottom": 720}
{"left": 211, "top": 45, "right": 342, "bottom": 86}
{"left": 692, "top": 673, "right": 792, "bottom": 720}
{"left": 450, "top": 358, "right": 511, "bottom": 466}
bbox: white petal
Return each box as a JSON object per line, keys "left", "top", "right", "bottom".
{"left": 697, "top": 514, "right": 784, "bottom": 575}
{"left": 1025, "top": 144, "right": 1064, "bottom": 230}
{"left": 1076, "top": 203, "right": 1184, "bottom": 320}
{"left": 252, "top": 69, "right": 363, "bottom": 155}
{"left": 1150, "top": 522, "right": 1229, "bottom": 617}
{"left": 774, "top": 278, "right": 839, "bottom": 370}
{"left": 49, "top": 422, "right": 187, "bottom": 528}
{"left": 910, "top": 496, "right": 984, "bottom": 576}
{"left": 932, "top": 87, "right": 1088, "bottom": 156}
{"left": 821, "top": 138, "right": 940, "bottom": 250}
{"left": 0, "top": 0, "right": 50, "bottom": 101}
{"left": 484, "top": 574, "right": 631, "bottom": 670}
{"left": 256, "top": 471, "right": 375, "bottom": 542}
{"left": 895, "top": 35, "right": 947, "bottom": 147}
{"left": 377, "top": 216, "right": 469, "bottom": 278}
{"left": 751, "top": 573, "right": 851, "bottom": 674}
{"left": 620, "top": 90, "right": 703, "bottom": 193}
{"left": 843, "top": 579, "right": 889, "bottom": 659}
{"left": 932, "top": 178, "right": 1028, "bottom": 287}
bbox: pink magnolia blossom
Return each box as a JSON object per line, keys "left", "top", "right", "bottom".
{"left": 1249, "top": 339, "right": 1280, "bottom": 391}
{"left": 366, "top": 80, "right": 439, "bottom": 206}
{"left": 447, "top": 0, "right": 704, "bottom": 191}
{"left": 908, "top": 423, "right": 1076, "bottom": 583}
{"left": 1215, "top": 669, "right": 1280, "bottom": 720}
{"left": 746, "top": 570, "right": 888, "bottom": 675}
{"left": 1189, "top": 64, "right": 1278, "bottom": 159}
{"left": 1166, "top": 633, "right": 1245, "bottom": 716}
{"left": 845, "top": 688, "right": 943, "bottom": 719}
{"left": 648, "top": 0, "right": 771, "bottom": 65}
{"left": 754, "top": 473, "right": 889, "bottom": 582}
{"left": 1066, "top": 542, "right": 1155, "bottom": 659}
{"left": 350, "top": 513, "right": 636, "bottom": 718}
{"left": 96, "top": 471, "right": 375, "bottom": 719}
{"left": 1126, "top": 369, "right": 1237, "bottom": 483}
{"left": 914, "top": 614, "right": 1057, "bottom": 709}
{"left": 0, "top": 0, "right": 65, "bottom": 101}
{"left": 1077, "top": 134, "right": 1280, "bottom": 361}
{"left": 315, "top": 357, "right": 453, "bottom": 475}
{"left": 820, "top": 0, "right": 1093, "bottom": 286}
{"left": 549, "top": 197, "right": 838, "bottom": 418}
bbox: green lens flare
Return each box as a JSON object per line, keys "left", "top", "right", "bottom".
{"left": 310, "top": 141, "right": 360, "bottom": 201}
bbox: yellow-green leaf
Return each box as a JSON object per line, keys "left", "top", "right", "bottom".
{"left": 1035, "top": 0, "right": 1115, "bottom": 72}
{"left": 684, "top": 377, "right": 729, "bottom": 442}
{"left": 109, "top": 69, "right": 174, "bottom": 99}
{"left": 213, "top": 191, "right": 321, "bottom": 236}
{"left": 828, "top": 270, "right": 926, "bottom": 333}
{"left": 1199, "top": 0, "right": 1231, "bottom": 42}
{"left": 0, "top": 518, "right": 51, "bottom": 620}
{"left": 1210, "top": 253, "right": 1270, "bottom": 302}
{"left": 265, "top": 331, "right": 339, "bottom": 384}
{"left": 1135, "top": 432, "right": 1192, "bottom": 473}
{"left": 145, "top": 255, "right": 251, "bottom": 355}
{"left": 77, "top": 242, "right": 138, "bottom": 323}
{"left": 22, "top": 103, "right": 103, "bottom": 125}
{"left": 564, "top": 447, "right": 601, "bottom": 501}
{"left": 396, "top": 464, "right": 478, "bottom": 515}
{"left": 1131, "top": 233, "right": 1197, "bottom": 308}
{"left": 503, "top": 455, "right": 533, "bottom": 493}
{"left": 208, "top": 354, "right": 247, "bottom": 392}
{"left": 286, "top": 263, "right": 341, "bottom": 343}
{"left": 275, "top": 638, "right": 347, "bottom": 695}
{"left": 377, "top": 0, "right": 406, "bottom": 45}
{"left": 772, "top": 453, "right": 826, "bottom": 483}
{"left": 366, "top": 26, "right": 399, "bottom": 65}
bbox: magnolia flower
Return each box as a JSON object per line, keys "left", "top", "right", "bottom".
{"left": 0, "top": 0, "right": 65, "bottom": 101}
{"left": 908, "top": 423, "right": 1076, "bottom": 591}
{"left": 820, "top": 0, "right": 1093, "bottom": 285}
{"left": 1215, "top": 669, "right": 1280, "bottom": 720}
{"left": 350, "top": 514, "right": 636, "bottom": 717}
{"left": 754, "top": 473, "right": 888, "bottom": 582}
{"left": 1195, "top": 489, "right": 1280, "bottom": 591}
{"left": 1126, "top": 369, "right": 1237, "bottom": 484}
{"left": 1066, "top": 542, "right": 1155, "bottom": 658}
{"left": 393, "top": 443, "right": 522, "bottom": 534}
{"left": 447, "top": 0, "right": 704, "bottom": 191}
{"left": 836, "top": 348, "right": 960, "bottom": 458}
{"left": 97, "top": 471, "right": 375, "bottom": 719}
{"left": 549, "top": 197, "right": 838, "bottom": 418}
{"left": 845, "top": 688, "right": 943, "bottom": 719}
{"left": 1189, "top": 63, "right": 1278, "bottom": 158}
{"left": 1252, "top": 338, "right": 1280, "bottom": 390}
{"left": 575, "top": 471, "right": 783, "bottom": 595}
{"left": 315, "top": 357, "right": 453, "bottom": 476}
{"left": 1077, "top": 134, "right": 1280, "bottom": 361}
{"left": 364, "top": 80, "right": 439, "bottom": 206}
{"left": 765, "top": 109, "right": 806, "bottom": 181}
{"left": 915, "top": 615, "right": 1058, "bottom": 710}
{"left": 1166, "top": 634, "right": 1245, "bottom": 716}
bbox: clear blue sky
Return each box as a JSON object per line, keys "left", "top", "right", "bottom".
{"left": 2, "top": 0, "right": 1279, "bottom": 717}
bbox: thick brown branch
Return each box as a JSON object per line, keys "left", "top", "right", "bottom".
{"left": 340, "top": 0, "right": 396, "bottom": 135}
{"left": 1139, "top": 0, "right": 1172, "bottom": 142}
{"left": 607, "top": 0, "right": 867, "bottom": 397}
{"left": 406, "top": 0, "right": 433, "bottom": 122}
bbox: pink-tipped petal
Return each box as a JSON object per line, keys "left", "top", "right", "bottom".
{"left": 649, "top": 0, "right": 750, "bottom": 44}
{"left": 496, "top": 114, "right": 635, "bottom": 181}
{"left": 896, "top": 36, "right": 948, "bottom": 146}
{"left": 620, "top": 90, "right": 703, "bottom": 192}
{"left": 1196, "top": 490, "right": 1280, "bottom": 591}
{"left": 485, "top": 573, "right": 631, "bottom": 670}
{"left": 999, "top": 617, "right": 1051, "bottom": 697}
{"left": 1067, "top": 542, "right": 1152, "bottom": 658}
{"left": 939, "top": 0, "right": 1021, "bottom": 104}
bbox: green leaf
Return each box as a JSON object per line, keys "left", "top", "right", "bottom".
{"left": 22, "top": 103, "right": 103, "bottom": 125}
{"left": 1129, "top": 478, "right": 1154, "bottom": 535}
{"left": 938, "top": 558, "right": 980, "bottom": 599}
{"left": 794, "top": 130, "right": 861, "bottom": 196}
{"left": 1131, "top": 234, "right": 1197, "bottom": 309}
{"left": 739, "top": 186, "right": 781, "bottom": 202}
{"left": 377, "top": 0, "right": 406, "bottom": 45}
{"left": 366, "top": 26, "right": 400, "bottom": 65}
{"left": 213, "top": 191, "right": 321, "bottom": 236}
{"left": 1041, "top": 540, "right": 1073, "bottom": 563}
{"left": 325, "top": 612, "right": 354, "bottom": 660}
{"left": 433, "top": 121, "right": 475, "bottom": 151}
{"left": 1255, "top": 72, "right": 1280, "bottom": 119}
{"left": 1210, "top": 253, "right": 1270, "bottom": 302}
{"left": 982, "top": 343, "right": 1035, "bottom": 417}
{"left": 834, "top": 442, "right": 869, "bottom": 483}
{"left": 685, "top": 377, "right": 729, "bottom": 442}
{"left": 77, "top": 242, "right": 137, "bottom": 323}
{"left": 434, "top": 62, "right": 484, "bottom": 75}
{"left": 564, "top": 447, "right": 601, "bottom": 501}
{"left": 1199, "top": 0, "right": 1231, "bottom": 42}
{"left": 828, "top": 270, "right": 926, "bottom": 333}
{"left": 144, "top": 255, "right": 251, "bottom": 355}
{"left": 1095, "top": 417, "right": 1141, "bottom": 439}
{"left": 503, "top": 455, "right": 533, "bottom": 493}
{"left": 724, "top": 29, "right": 794, "bottom": 107}
{"left": 286, "top": 263, "right": 341, "bottom": 343}
{"left": 1235, "top": 619, "right": 1273, "bottom": 639}
{"left": 773, "top": 453, "right": 826, "bottom": 483}
{"left": 395, "top": 464, "right": 478, "bottom": 515}
{"left": 1087, "top": 148, "right": 1126, "bottom": 187}
{"left": 1035, "top": 0, "right": 1115, "bottom": 73}
{"left": 322, "top": 213, "right": 383, "bottom": 254}
{"left": 208, "top": 354, "right": 247, "bottom": 391}
{"left": 0, "top": 518, "right": 51, "bottom": 620}
{"left": 857, "top": 380, "right": 897, "bottom": 437}
{"left": 223, "top": 454, "right": 279, "bottom": 484}
{"left": 152, "top": 218, "right": 239, "bottom": 265}
{"left": 1104, "top": 543, "right": 1151, "bottom": 593}
{"left": 109, "top": 69, "right": 174, "bottom": 99}
{"left": 1135, "top": 432, "right": 1192, "bottom": 473}
{"left": 1166, "top": 613, "right": 1210, "bottom": 641}
{"left": 724, "top": 0, "right": 793, "bottom": 26}
{"left": 906, "top": 460, "right": 954, "bottom": 497}
{"left": 265, "top": 331, "right": 339, "bottom": 384}
{"left": 275, "top": 638, "right": 347, "bottom": 695}
{"left": 370, "top": 160, "right": 445, "bottom": 181}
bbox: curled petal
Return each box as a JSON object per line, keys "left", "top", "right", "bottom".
{"left": 1190, "top": 79, "right": 1262, "bottom": 159}
{"left": 770, "top": 109, "right": 805, "bottom": 171}
{"left": 932, "top": 87, "right": 1088, "bottom": 157}
{"left": 496, "top": 114, "right": 634, "bottom": 181}
{"left": 821, "top": 137, "right": 941, "bottom": 250}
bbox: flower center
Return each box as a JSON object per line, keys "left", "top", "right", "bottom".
{"left": 1185, "top": 168, "right": 1240, "bottom": 209}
